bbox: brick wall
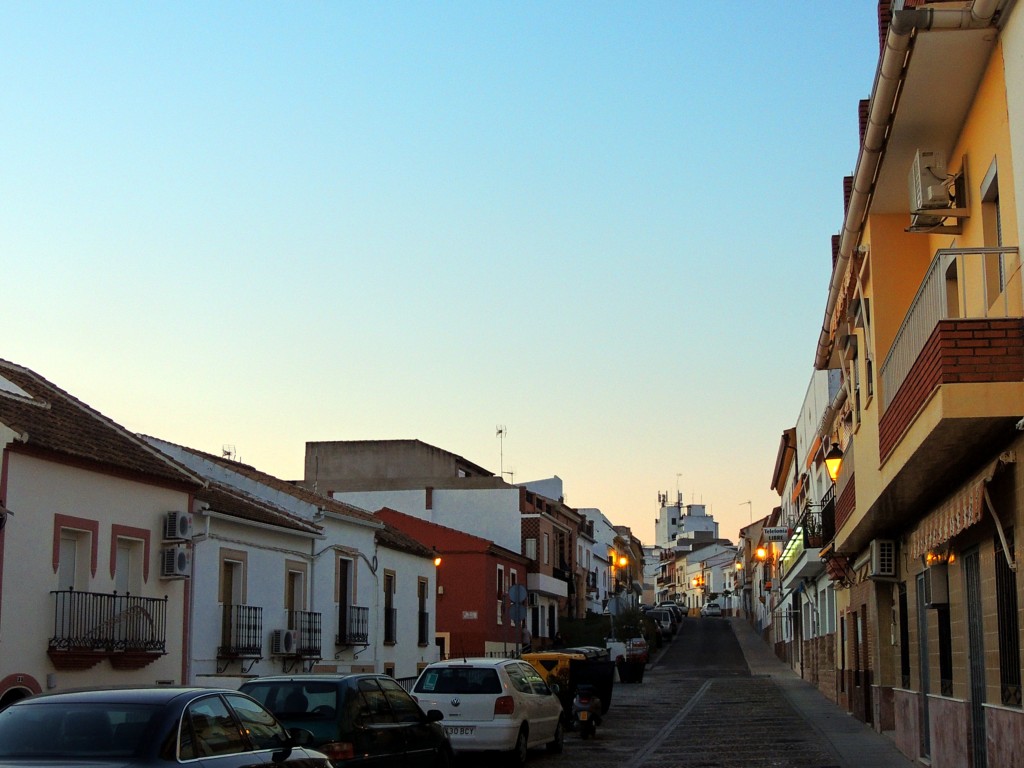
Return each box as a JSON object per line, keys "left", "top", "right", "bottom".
{"left": 879, "top": 319, "right": 1024, "bottom": 462}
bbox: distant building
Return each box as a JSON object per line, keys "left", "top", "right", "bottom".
{"left": 654, "top": 492, "right": 719, "bottom": 549}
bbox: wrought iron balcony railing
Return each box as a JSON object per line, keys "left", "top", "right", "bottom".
{"left": 336, "top": 605, "right": 369, "bottom": 646}
{"left": 50, "top": 589, "right": 168, "bottom": 653}
{"left": 286, "top": 609, "right": 322, "bottom": 657}
{"left": 218, "top": 603, "right": 263, "bottom": 657}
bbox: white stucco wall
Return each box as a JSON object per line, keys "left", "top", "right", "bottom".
{"left": 334, "top": 487, "right": 523, "bottom": 554}
{"left": 1, "top": 452, "right": 191, "bottom": 694}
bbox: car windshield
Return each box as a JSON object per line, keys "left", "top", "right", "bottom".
{"left": 0, "top": 701, "right": 160, "bottom": 759}
{"left": 414, "top": 667, "right": 502, "bottom": 694}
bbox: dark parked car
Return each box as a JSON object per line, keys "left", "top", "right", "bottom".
{"left": 0, "top": 686, "right": 331, "bottom": 767}
{"left": 241, "top": 674, "right": 453, "bottom": 767}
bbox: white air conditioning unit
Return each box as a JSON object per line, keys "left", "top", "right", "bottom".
{"left": 270, "top": 629, "right": 299, "bottom": 655}
{"left": 528, "top": 592, "right": 540, "bottom": 607}
{"left": 909, "top": 149, "right": 950, "bottom": 212}
{"left": 869, "top": 539, "right": 896, "bottom": 578}
{"left": 164, "top": 511, "right": 193, "bottom": 541}
{"left": 924, "top": 562, "right": 950, "bottom": 607}
{"left": 160, "top": 545, "right": 191, "bottom": 578}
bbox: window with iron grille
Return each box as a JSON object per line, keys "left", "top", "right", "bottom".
{"left": 995, "top": 531, "right": 1021, "bottom": 707}
{"left": 898, "top": 582, "right": 911, "bottom": 688}
{"left": 938, "top": 605, "right": 953, "bottom": 696}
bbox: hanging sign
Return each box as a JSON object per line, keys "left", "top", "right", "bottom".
{"left": 763, "top": 527, "right": 792, "bottom": 542}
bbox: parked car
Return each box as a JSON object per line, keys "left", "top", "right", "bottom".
{"left": 240, "top": 673, "right": 452, "bottom": 767}
{"left": 657, "top": 602, "right": 685, "bottom": 622}
{"left": 647, "top": 608, "right": 676, "bottom": 638}
{"left": 411, "top": 657, "right": 563, "bottom": 766}
{"left": 0, "top": 686, "right": 331, "bottom": 767}
{"left": 701, "top": 602, "right": 723, "bottom": 617}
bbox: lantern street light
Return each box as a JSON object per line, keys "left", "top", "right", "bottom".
{"left": 824, "top": 442, "right": 844, "bottom": 483}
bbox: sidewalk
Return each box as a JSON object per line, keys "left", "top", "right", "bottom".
{"left": 729, "top": 617, "right": 913, "bottom": 768}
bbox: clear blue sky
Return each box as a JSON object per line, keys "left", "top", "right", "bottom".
{"left": 3, "top": 3, "right": 880, "bottom": 543}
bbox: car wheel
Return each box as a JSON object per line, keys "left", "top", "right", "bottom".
{"left": 546, "top": 718, "right": 564, "bottom": 753}
{"left": 508, "top": 726, "right": 528, "bottom": 767}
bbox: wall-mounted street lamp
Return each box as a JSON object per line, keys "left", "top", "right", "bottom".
{"left": 824, "top": 442, "right": 844, "bottom": 483}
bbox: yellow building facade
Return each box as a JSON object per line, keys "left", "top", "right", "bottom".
{"left": 814, "top": 3, "right": 1024, "bottom": 766}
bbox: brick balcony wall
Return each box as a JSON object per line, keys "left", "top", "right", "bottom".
{"left": 879, "top": 318, "right": 1024, "bottom": 463}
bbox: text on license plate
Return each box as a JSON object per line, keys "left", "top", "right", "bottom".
{"left": 445, "top": 726, "right": 476, "bottom": 736}
{"left": 578, "top": 711, "right": 589, "bottom": 720}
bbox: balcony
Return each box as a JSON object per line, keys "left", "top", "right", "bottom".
{"left": 780, "top": 489, "right": 835, "bottom": 586}
{"left": 383, "top": 607, "right": 397, "bottom": 645}
{"left": 286, "top": 609, "right": 322, "bottom": 657}
{"left": 217, "top": 604, "right": 263, "bottom": 672}
{"left": 849, "top": 246, "right": 1024, "bottom": 550}
{"left": 49, "top": 589, "right": 168, "bottom": 670}
{"left": 336, "top": 605, "right": 369, "bottom": 646}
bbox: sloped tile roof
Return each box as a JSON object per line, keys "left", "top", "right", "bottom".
{"left": 0, "top": 359, "right": 202, "bottom": 488}
{"left": 197, "top": 481, "right": 322, "bottom": 535}
{"left": 166, "top": 442, "right": 379, "bottom": 525}
{"left": 374, "top": 521, "right": 436, "bottom": 560}
{"left": 376, "top": 507, "right": 527, "bottom": 562}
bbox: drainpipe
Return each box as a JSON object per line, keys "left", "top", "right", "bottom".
{"left": 814, "top": 0, "right": 1005, "bottom": 370}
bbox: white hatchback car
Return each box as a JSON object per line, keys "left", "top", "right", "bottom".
{"left": 411, "top": 658, "right": 563, "bottom": 765}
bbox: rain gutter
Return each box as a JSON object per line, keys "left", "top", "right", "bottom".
{"left": 813, "top": 0, "right": 1004, "bottom": 370}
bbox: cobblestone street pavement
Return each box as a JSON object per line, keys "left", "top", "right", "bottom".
{"left": 458, "top": 616, "right": 911, "bottom": 768}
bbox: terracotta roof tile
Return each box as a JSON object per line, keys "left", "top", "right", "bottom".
{"left": 0, "top": 360, "right": 202, "bottom": 488}
{"left": 198, "top": 482, "right": 322, "bottom": 535}
{"left": 157, "top": 440, "right": 379, "bottom": 525}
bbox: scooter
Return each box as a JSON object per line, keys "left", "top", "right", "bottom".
{"left": 572, "top": 684, "right": 602, "bottom": 739}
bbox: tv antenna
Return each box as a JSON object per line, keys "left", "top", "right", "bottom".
{"left": 496, "top": 426, "right": 507, "bottom": 476}
{"left": 740, "top": 500, "right": 752, "bottom": 522}
{"left": 222, "top": 444, "right": 236, "bottom": 461}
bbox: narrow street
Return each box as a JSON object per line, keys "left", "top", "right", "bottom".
{"left": 512, "top": 617, "right": 905, "bottom": 768}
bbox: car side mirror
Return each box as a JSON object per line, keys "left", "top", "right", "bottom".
{"left": 287, "top": 728, "right": 315, "bottom": 747}
{"left": 271, "top": 728, "right": 314, "bottom": 764}
{"left": 425, "top": 709, "right": 444, "bottom": 723}
{"left": 548, "top": 684, "right": 560, "bottom": 695}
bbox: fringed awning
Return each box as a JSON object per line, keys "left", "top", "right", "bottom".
{"left": 908, "top": 457, "right": 1006, "bottom": 561}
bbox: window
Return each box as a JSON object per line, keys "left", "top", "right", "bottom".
{"left": 938, "top": 605, "right": 953, "bottom": 696}
{"left": 496, "top": 565, "right": 505, "bottom": 625}
{"left": 898, "top": 583, "right": 911, "bottom": 688}
{"left": 543, "top": 533, "right": 550, "bottom": 565}
{"left": 383, "top": 571, "right": 396, "bottom": 644}
{"left": 218, "top": 549, "right": 247, "bottom": 605}
{"left": 285, "top": 561, "right": 306, "bottom": 614}
{"left": 995, "top": 532, "right": 1021, "bottom": 706}
{"left": 379, "top": 677, "right": 423, "bottom": 723}
{"left": 184, "top": 695, "right": 246, "bottom": 758}
{"left": 525, "top": 538, "right": 537, "bottom": 560}
{"left": 114, "top": 540, "right": 141, "bottom": 594}
{"left": 418, "top": 578, "right": 429, "bottom": 646}
{"left": 224, "top": 694, "right": 283, "bottom": 750}
{"left": 54, "top": 514, "right": 99, "bottom": 591}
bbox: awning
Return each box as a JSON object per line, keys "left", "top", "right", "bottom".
{"left": 908, "top": 456, "right": 1007, "bottom": 561}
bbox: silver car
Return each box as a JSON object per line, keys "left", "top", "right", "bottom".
{"left": 411, "top": 658, "right": 563, "bottom": 766}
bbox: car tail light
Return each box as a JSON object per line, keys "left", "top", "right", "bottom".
{"left": 320, "top": 741, "right": 355, "bottom": 761}
{"left": 493, "top": 695, "right": 515, "bottom": 716}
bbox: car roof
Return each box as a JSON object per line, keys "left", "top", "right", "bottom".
{"left": 243, "top": 673, "right": 382, "bottom": 683}
{"left": 16, "top": 687, "right": 237, "bottom": 706}
{"left": 422, "top": 657, "right": 516, "bottom": 668}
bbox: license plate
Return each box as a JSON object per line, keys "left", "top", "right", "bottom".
{"left": 445, "top": 726, "right": 476, "bottom": 736}
{"left": 578, "top": 711, "right": 589, "bottom": 721}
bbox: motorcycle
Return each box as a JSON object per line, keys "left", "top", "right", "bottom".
{"left": 572, "top": 683, "right": 602, "bottom": 739}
